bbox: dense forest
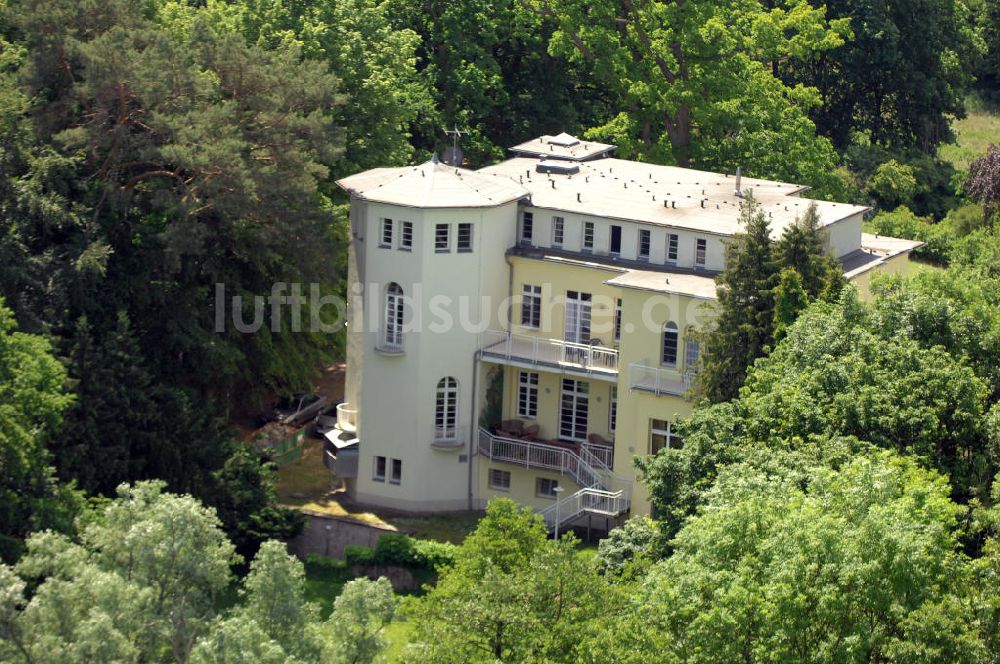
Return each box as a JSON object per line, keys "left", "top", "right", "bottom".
{"left": 1, "top": 0, "right": 1000, "bottom": 661}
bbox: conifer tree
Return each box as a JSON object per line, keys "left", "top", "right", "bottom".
{"left": 696, "top": 195, "right": 776, "bottom": 403}
{"left": 773, "top": 203, "right": 846, "bottom": 300}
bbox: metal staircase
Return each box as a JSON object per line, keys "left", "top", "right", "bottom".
{"left": 477, "top": 428, "right": 630, "bottom": 531}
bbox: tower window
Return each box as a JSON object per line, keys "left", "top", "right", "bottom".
{"left": 435, "top": 224, "right": 450, "bottom": 252}
{"left": 380, "top": 219, "right": 393, "bottom": 248}
{"left": 457, "top": 223, "right": 473, "bottom": 252}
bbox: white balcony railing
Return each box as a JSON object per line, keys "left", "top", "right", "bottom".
{"left": 479, "top": 330, "right": 618, "bottom": 374}
{"left": 628, "top": 363, "right": 692, "bottom": 397}
{"left": 538, "top": 487, "right": 630, "bottom": 531}
{"left": 580, "top": 442, "right": 614, "bottom": 470}
{"left": 336, "top": 403, "right": 358, "bottom": 433}
{"left": 478, "top": 428, "right": 605, "bottom": 489}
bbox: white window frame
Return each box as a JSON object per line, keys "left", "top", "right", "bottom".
{"left": 559, "top": 378, "right": 589, "bottom": 442}
{"left": 667, "top": 233, "right": 679, "bottom": 262}
{"left": 662, "top": 321, "right": 678, "bottom": 367}
{"left": 383, "top": 283, "right": 404, "bottom": 350}
{"left": 536, "top": 477, "right": 560, "bottom": 499}
{"left": 373, "top": 455, "right": 387, "bottom": 482}
{"left": 380, "top": 218, "right": 393, "bottom": 248}
{"left": 521, "top": 211, "right": 534, "bottom": 244}
{"left": 650, "top": 419, "right": 681, "bottom": 454}
{"left": 609, "top": 386, "right": 617, "bottom": 433}
{"left": 552, "top": 216, "right": 564, "bottom": 247}
{"left": 638, "top": 228, "right": 651, "bottom": 261}
{"left": 457, "top": 223, "right": 473, "bottom": 252}
{"left": 695, "top": 238, "right": 707, "bottom": 267}
{"left": 390, "top": 458, "right": 402, "bottom": 485}
{"left": 583, "top": 221, "right": 594, "bottom": 252}
{"left": 489, "top": 468, "right": 511, "bottom": 491}
{"left": 685, "top": 338, "right": 700, "bottom": 372}
{"left": 435, "top": 377, "right": 459, "bottom": 441}
{"left": 614, "top": 298, "right": 622, "bottom": 344}
{"left": 518, "top": 371, "right": 539, "bottom": 419}
{"left": 399, "top": 221, "right": 413, "bottom": 251}
{"left": 435, "top": 223, "right": 451, "bottom": 252}
{"left": 521, "top": 284, "right": 541, "bottom": 329}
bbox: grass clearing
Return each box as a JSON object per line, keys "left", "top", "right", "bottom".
{"left": 385, "top": 512, "right": 482, "bottom": 544}
{"left": 381, "top": 617, "right": 416, "bottom": 662}
{"left": 940, "top": 93, "right": 1000, "bottom": 172}
{"left": 303, "top": 557, "right": 356, "bottom": 618}
{"left": 275, "top": 436, "right": 389, "bottom": 525}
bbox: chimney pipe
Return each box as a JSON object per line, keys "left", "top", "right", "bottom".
{"left": 735, "top": 167, "right": 743, "bottom": 197}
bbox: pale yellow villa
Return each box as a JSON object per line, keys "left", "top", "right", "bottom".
{"left": 328, "top": 133, "right": 920, "bottom": 534}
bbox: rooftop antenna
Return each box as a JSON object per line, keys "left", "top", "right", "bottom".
{"left": 734, "top": 167, "right": 743, "bottom": 198}
{"left": 442, "top": 126, "right": 468, "bottom": 166}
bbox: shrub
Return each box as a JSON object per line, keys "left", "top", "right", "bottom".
{"left": 373, "top": 533, "right": 417, "bottom": 566}
{"left": 344, "top": 544, "right": 375, "bottom": 565}
{"left": 410, "top": 538, "right": 457, "bottom": 569}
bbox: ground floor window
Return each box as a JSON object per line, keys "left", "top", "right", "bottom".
{"left": 649, "top": 419, "right": 682, "bottom": 455}
{"left": 489, "top": 468, "right": 511, "bottom": 490}
{"left": 390, "top": 458, "right": 402, "bottom": 484}
{"left": 373, "top": 455, "right": 387, "bottom": 481}
{"left": 536, "top": 477, "right": 560, "bottom": 498}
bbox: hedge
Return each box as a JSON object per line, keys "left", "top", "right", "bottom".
{"left": 343, "top": 534, "right": 456, "bottom": 570}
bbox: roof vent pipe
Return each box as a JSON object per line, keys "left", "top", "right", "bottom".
{"left": 577, "top": 193, "right": 581, "bottom": 202}
{"left": 700, "top": 199, "right": 705, "bottom": 208}
{"left": 550, "top": 180, "right": 555, "bottom": 189}
{"left": 734, "top": 167, "right": 743, "bottom": 197}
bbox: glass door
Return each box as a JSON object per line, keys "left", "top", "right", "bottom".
{"left": 559, "top": 378, "right": 589, "bottom": 441}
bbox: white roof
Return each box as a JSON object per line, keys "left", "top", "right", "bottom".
{"left": 477, "top": 157, "right": 869, "bottom": 238}
{"left": 605, "top": 269, "right": 718, "bottom": 299}
{"left": 508, "top": 135, "right": 616, "bottom": 162}
{"left": 511, "top": 251, "right": 719, "bottom": 299}
{"left": 336, "top": 158, "right": 528, "bottom": 209}
{"left": 841, "top": 233, "right": 925, "bottom": 279}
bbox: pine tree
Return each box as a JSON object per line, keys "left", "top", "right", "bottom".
{"left": 773, "top": 202, "right": 846, "bottom": 300}
{"left": 696, "top": 195, "right": 776, "bottom": 403}
{"left": 772, "top": 268, "right": 810, "bottom": 342}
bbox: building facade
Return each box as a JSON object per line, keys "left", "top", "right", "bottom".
{"left": 330, "top": 133, "right": 921, "bottom": 531}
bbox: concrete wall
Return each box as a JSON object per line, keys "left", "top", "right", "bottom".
{"left": 289, "top": 511, "right": 399, "bottom": 559}
{"left": 825, "top": 213, "right": 864, "bottom": 258}
{"left": 851, "top": 252, "right": 914, "bottom": 300}
{"left": 475, "top": 460, "right": 584, "bottom": 512}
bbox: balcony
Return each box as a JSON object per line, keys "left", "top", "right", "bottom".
{"left": 628, "top": 363, "right": 692, "bottom": 397}
{"left": 479, "top": 330, "right": 618, "bottom": 379}
{"left": 336, "top": 403, "right": 357, "bottom": 433}
{"left": 477, "top": 428, "right": 611, "bottom": 489}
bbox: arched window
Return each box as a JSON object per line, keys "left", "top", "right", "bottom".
{"left": 383, "top": 282, "right": 404, "bottom": 350}
{"left": 661, "top": 322, "right": 678, "bottom": 367}
{"left": 435, "top": 377, "right": 459, "bottom": 441}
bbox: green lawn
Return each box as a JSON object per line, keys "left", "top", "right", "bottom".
{"left": 380, "top": 618, "right": 416, "bottom": 663}
{"left": 303, "top": 557, "right": 357, "bottom": 618}
{"left": 940, "top": 93, "right": 1000, "bottom": 171}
